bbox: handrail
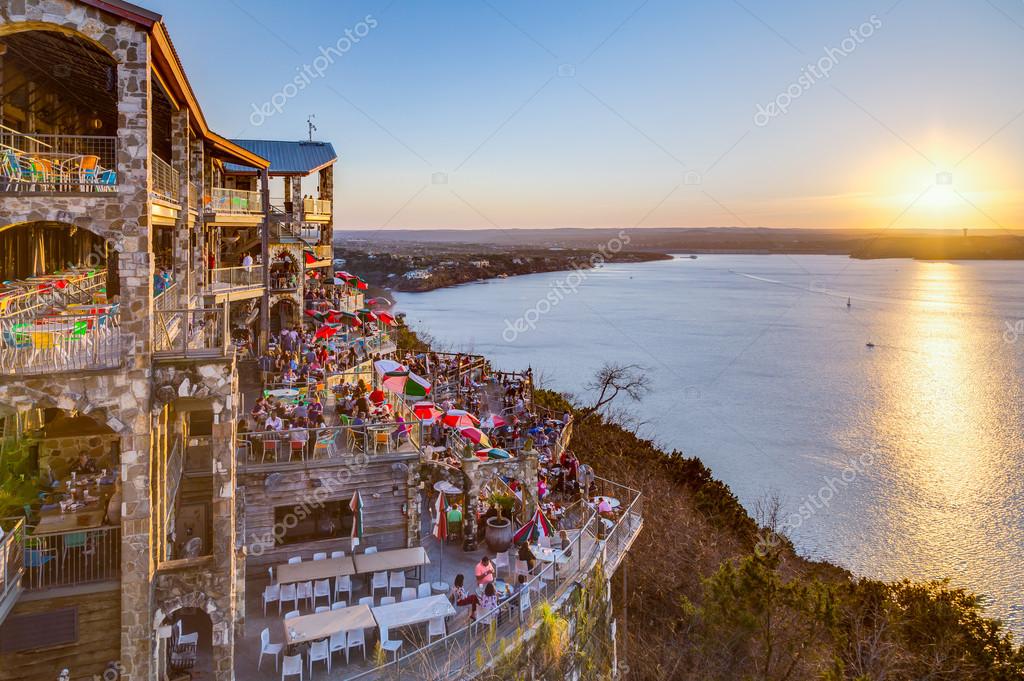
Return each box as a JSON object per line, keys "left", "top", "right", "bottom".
{"left": 151, "top": 154, "right": 179, "bottom": 203}
{"left": 0, "top": 311, "right": 123, "bottom": 375}
{"left": 238, "top": 421, "right": 423, "bottom": 468}
{"left": 0, "top": 517, "right": 25, "bottom": 608}
{"left": 16, "top": 522, "right": 121, "bottom": 591}
{"left": 206, "top": 187, "right": 264, "bottom": 215}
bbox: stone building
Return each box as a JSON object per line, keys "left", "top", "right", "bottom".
{"left": 0, "top": 2, "right": 344, "bottom": 679}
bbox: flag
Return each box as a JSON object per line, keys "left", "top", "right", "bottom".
{"left": 304, "top": 249, "right": 317, "bottom": 265}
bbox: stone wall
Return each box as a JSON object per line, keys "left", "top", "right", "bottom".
{"left": 39, "top": 432, "right": 120, "bottom": 477}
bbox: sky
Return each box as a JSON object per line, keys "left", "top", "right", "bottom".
{"left": 149, "top": 0, "right": 1024, "bottom": 231}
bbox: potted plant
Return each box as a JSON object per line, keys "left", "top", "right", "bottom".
{"left": 484, "top": 492, "right": 516, "bottom": 553}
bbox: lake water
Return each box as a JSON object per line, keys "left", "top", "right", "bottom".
{"left": 395, "top": 254, "right": 1024, "bottom": 628}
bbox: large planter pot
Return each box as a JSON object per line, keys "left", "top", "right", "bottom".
{"left": 484, "top": 517, "right": 513, "bottom": 554}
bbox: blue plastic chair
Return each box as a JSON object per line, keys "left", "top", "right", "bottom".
{"left": 25, "top": 548, "right": 54, "bottom": 569}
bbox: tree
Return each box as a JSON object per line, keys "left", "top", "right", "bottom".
{"left": 576, "top": 362, "right": 651, "bottom": 422}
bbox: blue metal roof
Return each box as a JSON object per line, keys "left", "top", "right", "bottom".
{"left": 224, "top": 140, "right": 337, "bottom": 176}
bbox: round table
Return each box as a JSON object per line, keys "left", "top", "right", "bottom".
{"left": 592, "top": 496, "right": 621, "bottom": 509}
{"left": 266, "top": 388, "right": 299, "bottom": 399}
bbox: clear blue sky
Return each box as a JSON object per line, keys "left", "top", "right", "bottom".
{"left": 149, "top": 0, "right": 1024, "bottom": 230}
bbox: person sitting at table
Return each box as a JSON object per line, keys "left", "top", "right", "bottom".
{"left": 517, "top": 540, "right": 538, "bottom": 572}
{"left": 475, "top": 555, "right": 495, "bottom": 588}
{"left": 264, "top": 412, "right": 284, "bottom": 431}
{"left": 451, "top": 573, "right": 481, "bottom": 622}
{"left": 446, "top": 503, "right": 463, "bottom": 542}
{"left": 597, "top": 496, "right": 614, "bottom": 518}
{"left": 479, "top": 582, "right": 499, "bottom": 614}
{"left": 73, "top": 452, "right": 98, "bottom": 475}
{"left": 391, "top": 415, "right": 409, "bottom": 447}
{"left": 293, "top": 401, "right": 308, "bottom": 419}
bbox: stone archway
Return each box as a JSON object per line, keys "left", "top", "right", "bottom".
{"left": 155, "top": 583, "right": 234, "bottom": 681}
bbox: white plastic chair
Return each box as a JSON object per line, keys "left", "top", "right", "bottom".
{"left": 315, "top": 605, "right": 330, "bottom": 614}
{"left": 308, "top": 639, "right": 330, "bottom": 676}
{"left": 519, "top": 588, "right": 532, "bottom": 621}
{"left": 371, "top": 571, "right": 389, "bottom": 600}
{"left": 358, "top": 596, "right": 375, "bottom": 607}
{"left": 258, "top": 627, "right": 284, "bottom": 671}
{"left": 330, "top": 550, "right": 345, "bottom": 559}
{"left": 493, "top": 550, "right": 509, "bottom": 577}
{"left": 363, "top": 546, "right": 377, "bottom": 554}
{"left": 379, "top": 596, "right": 396, "bottom": 605}
{"left": 313, "top": 579, "right": 331, "bottom": 608}
{"left": 417, "top": 583, "right": 432, "bottom": 599}
{"left": 513, "top": 560, "right": 529, "bottom": 581}
{"left": 288, "top": 556, "right": 302, "bottom": 564}
{"left": 329, "top": 631, "right": 346, "bottom": 663}
{"left": 313, "top": 552, "right": 327, "bottom": 561}
{"left": 334, "top": 574, "right": 353, "bottom": 602}
{"left": 175, "top": 620, "right": 198, "bottom": 647}
{"left": 400, "top": 587, "right": 416, "bottom": 602}
{"left": 380, "top": 634, "right": 402, "bottom": 662}
{"left": 284, "top": 610, "right": 300, "bottom": 620}
{"left": 268, "top": 566, "right": 276, "bottom": 583}
{"left": 296, "top": 581, "right": 314, "bottom": 610}
{"left": 331, "top": 601, "right": 347, "bottom": 610}
{"left": 388, "top": 570, "right": 406, "bottom": 596}
{"left": 264, "top": 583, "right": 281, "bottom": 616}
{"left": 345, "top": 627, "right": 366, "bottom": 663}
{"left": 428, "top": 616, "right": 446, "bottom": 643}
{"left": 279, "top": 583, "right": 298, "bottom": 612}
{"left": 281, "top": 653, "right": 303, "bottom": 681}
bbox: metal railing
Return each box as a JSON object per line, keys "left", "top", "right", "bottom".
{"left": 269, "top": 272, "right": 300, "bottom": 291}
{"left": 151, "top": 154, "right": 180, "bottom": 203}
{"left": 207, "top": 266, "right": 263, "bottom": 294}
{"left": 154, "top": 283, "right": 178, "bottom": 312}
{"left": 0, "top": 127, "right": 118, "bottom": 192}
{"left": 206, "top": 187, "right": 263, "bottom": 215}
{"left": 238, "top": 421, "right": 423, "bottom": 469}
{"left": 16, "top": 523, "right": 121, "bottom": 591}
{"left": 0, "top": 312, "right": 123, "bottom": 375}
{"left": 188, "top": 181, "right": 199, "bottom": 211}
{"left": 302, "top": 197, "right": 332, "bottom": 217}
{"left": 313, "top": 244, "right": 333, "bottom": 261}
{"left": 0, "top": 270, "right": 107, "bottom": 324}
{"left": 153, "top": 308, "right": 228, "bottom": 359}
{"left": 0, "top": 518, "right": 25, "bottom": 612}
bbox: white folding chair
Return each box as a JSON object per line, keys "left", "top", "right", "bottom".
{"left": 308, "top": 639, "right": 330, "bottom": 676}
{"left": 331, "top": 601, "right": 347, "bottom": 610}
{"left": 296, "top": 581, "right": 314, "bottom": 610}
{"left": 258, "top": 627, "right": 284, "bottom": 671}
{"left": 513, "top": 560, "right": 529, "bottom": 581}
{"left": 345, "top": 627, "right": 366, "bottom": 663}
{"left": 281, "top": 653, "right": 303, "bottom": 681}
{"left": 263, "top": 583, "right": 281, "bottom": 616}
{"left": 279, "top": 583, "right": 298, "bottom": 612}
{"left": 359, "top": 596, "right": 375, "bottom": 607}
{"left": 284, "top": 609, "right": 300, "bottom": 620}
{"left": 330, "top": 550, "right": 345, "bottom": 559}
{"left": 380, "top": 596, "right": 396, "bottom": 605}
{"left": 288, "top": 556, "right": 302, "bottom": 564}
{"left": 313, "top": 552, "right": 327, "bottom": 561}
{"left": 371, "top": 571, "right": 389, "bottom": 600}
{"left": 313, "top": 579, "right": 331, "bottom": 608}
{"left": 315, "top": 605, "right": 330, "bottom": 613}
{"left": 400, "top": 587, "right": 416, "bottom": 602}
{"left": 417, "top": 583, "right": 432, "bottom": 599}
{"left": 493, "top": 550, "right": 509, "bottom": 577}
{"left": 363, "top": 546, "right": 377, "bottom": 554}
{"left": 334, "top": 574, "right": 353, "bottom": 602}
{"left": 428, "top": 616, "right": 446, "bottom": 643}
{"left": 388, "top": 570, "right": 406, "bottom": 596}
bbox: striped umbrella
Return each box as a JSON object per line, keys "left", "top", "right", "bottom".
{"left": 357, "top": 308, "right": 378, "bottom": 322}
{"left": 349, "top": 490, "right": 364, "bottom": 540}
{"left": 481, "top": 414, "right": 507, "bottom": 429}
{"left": 475, "top": 448, "right": 512, "bottom": 460}
{"left": 365, "top": 297, "right": 393, "bottom": 308}
{"left": 458, "top": 426, "right": 491, "bottom": 449}
{"left": 442, "top": 410, "right": 479, "bottom": 429}
{"left": 432, "top": 491, "right": 449, "bottom": 590}
{"left": 313, "top": 325, "right": 338, "bottom": 340}
{"left": 382, "top": 370, "right": 431, "bottom": 398}
{"left": 374, "top": 359, "right": 406, "bottom": 376}
{"left": 375, "top": 311, "right": 397, "bottom": 327}
{"left": 413, "top": 401, "right": 444, "bottom": 422}
{"left": 513, "top": 508, "right": 554, "bottom": 544}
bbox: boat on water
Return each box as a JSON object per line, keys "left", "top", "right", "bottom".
{"left": 847, "top": 297, "right": 851, "bottom": 308}
{"left": 866, "top": 341, "right": 875, "bottom": 348}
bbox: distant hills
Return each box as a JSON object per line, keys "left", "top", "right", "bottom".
{"left": 336, "top": 227, "right": 1024, "bottom": 260}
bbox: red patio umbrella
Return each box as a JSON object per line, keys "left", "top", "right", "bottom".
{"left": 442, "top": 410, "right": 479, "bottom": 428}
{"left": 413, "top": 401, "right": 443, "bottom": 421}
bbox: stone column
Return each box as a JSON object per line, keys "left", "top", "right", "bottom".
{"left": 405, "top": 460, "right": 422, "bottom": 547}
{"left": 170, "top": 108, "right": 191, "bottom": 307}
{"left": 190, "top": 136, "right": 205, "bottom": 301}
{"left": 319, "top": 164, "right": 334, "bottom": 246}
{"left": 462, "top": 455, "right": 481, "bottom": 552}
{"left": 290, "top": 176, "right": 304, "bottom": 224}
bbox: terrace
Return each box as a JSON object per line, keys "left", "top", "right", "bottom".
{"left": 204, "top": 266, "right": 265, "bottom": 303}
{"left": 153, "top": 306, "right": 232, "bottom": 360}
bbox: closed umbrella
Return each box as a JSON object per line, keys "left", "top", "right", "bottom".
{"left": 432, "top": 491, "right": 449, "bottom": 591}
{"left": 349, "top": 490, "right": 364, "bottom": 541}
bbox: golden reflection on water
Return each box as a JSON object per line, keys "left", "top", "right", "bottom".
{"left": 874, "top": 262, "right": 1005, "bottom": 580}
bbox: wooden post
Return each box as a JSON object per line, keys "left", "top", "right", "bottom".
{"left": 259, "top": 169, "right": 271, "bottom": 352}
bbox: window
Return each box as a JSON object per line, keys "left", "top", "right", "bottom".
{"left": 273, "top": 500, "right": 353, "bottom": 545}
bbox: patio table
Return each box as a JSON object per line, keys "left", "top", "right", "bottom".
{"left": 283, "top": 603, "right": 374, "bottom": 646}
{"left": 276, "top": 555, "right": 356, "bottom": 585}
{"left": 266, "top": 388, "right": 299, "bottom": 399}
{"left": 530, "top": 545, "right": 569, "bottom": 565}
{"left": 34, "top": 507, "right": 106, "bottom": 535}
{"left": 371, "top": 594, "right": 454, "bottom": 640}
{"left": 353, "top": 546, "right": 430, "bottom": 582}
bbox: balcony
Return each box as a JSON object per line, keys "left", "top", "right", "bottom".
{"left": 302, "top": 196, "right": 332, "bottom": 223}
{"left": 0, "top": 311, "right": 124, "bottom": 376}
{"left": 0, "top": 518, "right": 25, "bottom": 623}
{"left": 0, "top": 127, "right": 117, "bottom": 194}
{"left": 204, "top": 266, "right": 264, "bottom": 303}
{"left": 15, "top": 523, "right": 121, "bottom": 592}
{"left": 237, "top": 421, "right": 423, "bottom": 472}
{"left": 151, "top": 154, "right": 180, "bottom": 203}
{"left": 153, "top": 308, "right": 231, "bottom": 361}
{"left": 204, "top": 187, "right": 264, "bottom": 226}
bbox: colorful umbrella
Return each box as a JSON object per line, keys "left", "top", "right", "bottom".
{"left": 375, "top": 311, "right": 397, "bottom": 327}
{"left": 349, "top": 490, "right": 364, "bottom": 540}
{"left": 365, "top": 297, "right": 393, "bottom": 308}
{"left": 374, "top": 359, "right": 407, "bottom": 376}
{"left": 513, "top": 508, "right": 554, "bottom": 544}
{"left": 304, "top": 309, "right": 327, "bottom": 323}
{"left": 481, "top": 414, "right": 507, "bottom": 429}
{"left": 413, "top": 401, "right": 444, "bottom": 421}
{"left": 476, "top": 448, "right": 512, "bottom": 460}
{"left": 314, "top": 325, "right": 338, "bottom": 340}
{"left": 369, "top": 389, "right": 386, "bottom": 405}
{"left": 382, "top": 370, "right": 431, "bottom": 398}
{"left": 458, "top": 426, "right": 491, "bottom": 448}
{"left": 442, "top": 410, "right": 479, "bottom": 429}
{"left": 357, "top": 308, "right": 378, "bottom": 322}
